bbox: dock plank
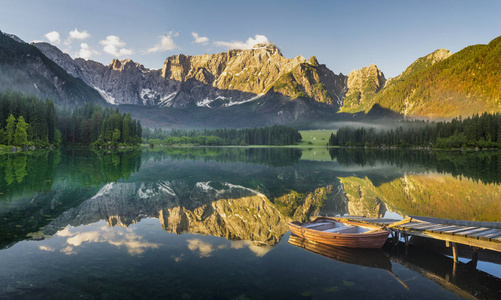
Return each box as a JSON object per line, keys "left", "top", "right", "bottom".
{"left": 457, "top": 227, "right": 492, "bottom": 237}
{"left": 415, "top": 224, "right": 446, "bottom": 231}
{"left": 428, "top": 225, "right": 459, "bottom": 232}
{"left": 428, "top": 226, "right": 462, "bottom": 233}
{"left": 485, "top": 232, "right": 501, "bottom": 239}
{"left": 407, "top": 223, "right": 438, "bottom": 229}
{"left": 420, "top": 225, "right": 453, "bottom": 232}
{"left": 441, "top": 227, "right": 477, "bottom": 234}
{"left": 398, "top": 222, "right": 430, "bottom": 228}
{"left": 469, "top": 228, "right": 500, "bottom": 238}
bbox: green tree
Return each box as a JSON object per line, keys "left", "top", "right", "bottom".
{"left": 5, "top": 114, "right": 16, "bottom": 145}
{"left": 122, "top": 114, "right": 132, "bottom": 143}
{"left": 112, "top": 128, "right": 121, "bottom": 143}
{"left": 13, "top": 116, "right": 29, "bottom": 146}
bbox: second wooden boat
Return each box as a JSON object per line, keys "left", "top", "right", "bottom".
{"left": 288, "top": 217, "right": 391, "bottom": 248}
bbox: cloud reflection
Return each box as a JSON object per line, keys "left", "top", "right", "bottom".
{"left": 187, "top": 239, "right": 214, "bottom": 257}
{"left": 186, "top": 239, "right": 273, "bottom": 258}
{"left": 55, "top": 225, "right": 160, "bottom": 255}
{"left": 39, "top": 245, "right": 55, "bottom": 252}
{"left": 230, "top": 241, "right": 273, "bottom": 257}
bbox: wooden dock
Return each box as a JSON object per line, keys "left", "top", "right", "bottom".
{"left": 335, "top": 215, "right": 501, "bottom": 260}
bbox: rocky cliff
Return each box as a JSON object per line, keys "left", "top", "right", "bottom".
{"left": 33, "top": 42, "right": 176, "bottom": 105}
{"left": 21, "top": 32, "right": 501, "bottom": 119}
{"left": 0, "top": 32, "right": 105, "bottom": 106}
{"left": 339, "top": 64, "right": 386, "bottom": 113}
{"left": 34, "top": 42, "right": 347, "bottom": 109}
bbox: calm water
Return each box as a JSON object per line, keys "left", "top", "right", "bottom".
{"left": 1, "top": 147, "right": 500, "bottom": 299}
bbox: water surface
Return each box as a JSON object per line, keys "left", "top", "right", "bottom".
{"left": 1, "top": 148, "right": 500, "bottom": 299}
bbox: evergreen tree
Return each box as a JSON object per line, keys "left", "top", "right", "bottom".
{"left": 13, "top": 116, "right": 28, "bottom": 146}
{"left": 5, "top": 114, "right": 16, "bottom": 145}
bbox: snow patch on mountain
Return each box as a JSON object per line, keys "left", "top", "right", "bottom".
{"left": 224, "top": 93, "right": 264, "bottom": 107}
{"left": 159, "top": 92, "right": 177, "bottom": 107}
{"left": 94, "top": 86, "right": 116, "bottom": 105}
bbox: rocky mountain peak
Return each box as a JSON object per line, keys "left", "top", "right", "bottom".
{"left": 251, "top": 43, "right": 281, "bottom": 56}
{"left": 33, "top": 42, "right": 83, "bottom": 78}
{"left": 429, "top": 49, "right": 452, "bottom": 63}
{"left": 33, "top": 37, "right": 346, "bottom": 110}
{"left": 347, "top": 64, "right": 386, "bottom": 92}
{"left": 391, "top": 48, "right": 452, "bottom": 82}
{"left": 339, "top": 64, "right": 386, "bottom": 113}
{"left": 110, "top": 59, "right": 144, "bottom": 71}
{"left": 2, "top": 31, "right": 25, "bottom": 43}
{"left": 307, "top": 56, "right": 319, "bottom": 66}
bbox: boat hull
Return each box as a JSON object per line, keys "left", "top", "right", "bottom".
{"left": 288, "top": 217, "right": 390, "bottom": 248}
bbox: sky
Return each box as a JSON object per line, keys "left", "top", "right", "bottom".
{"left": 1, "top": 0, "right": 501, "bottom": 77}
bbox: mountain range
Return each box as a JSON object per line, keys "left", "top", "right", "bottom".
{"left": 2, "top": 29, "right": 501, "bottom": 127}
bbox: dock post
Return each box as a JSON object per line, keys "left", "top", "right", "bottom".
{"left": 471, "top": 247, "right": 478, "bottom": 268}
{"left": 452, "top": 242, "right": 458, "bottom": 263}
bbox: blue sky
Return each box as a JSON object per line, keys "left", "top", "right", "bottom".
{"left": 1, "top": 0, "right": 500, "bottom": 77}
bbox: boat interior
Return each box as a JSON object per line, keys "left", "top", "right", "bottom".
{"left": 303, "top": 220, "right": 374, "bottom": 234}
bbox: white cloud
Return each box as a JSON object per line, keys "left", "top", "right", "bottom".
{"left": 213, "top": 34, "right": 271, "bottom": 50}
{"left": 192, "top": 32, "right": 209, "bottom": 44}
{"left": 75, "top": 43, "right": 98, "bottom": 60}
{"left": 68, "top": 28, "right": 90, "bottom": 42}
{"left": 44, "top": 31, "right": 60, "bottom": 45}
{"left": 100, "top": 35, "right": 133, "bottom": 57}
{"left": 147, "top": 31, "right": 178, "bottom": 53}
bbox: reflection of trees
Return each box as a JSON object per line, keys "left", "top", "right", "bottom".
{"left": 0, "top": 151, "right": 58, "bottom": 199}
{"left": 0, "top": 149, "right": 143, "bottom": 249}
{"left": 330, "top": 148, "right": 501, "bottom": 185}
{"left": 3, "top": 157, "right": 14, "bottom": 185}
{"left": 56, "top": 149, "right": 142, "bottom": 187}
{"left": 0, "top": 150, "right": 143, "bottom": 199}
{"left": 13, "top": 155, "right": 28, "bottom": 183}
{"left": 144, "top": 147, "right": 302, "bottom": 167}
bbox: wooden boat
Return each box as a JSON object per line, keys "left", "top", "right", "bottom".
{"left": 288, "top": 217, "right": 391, "bottom": 248}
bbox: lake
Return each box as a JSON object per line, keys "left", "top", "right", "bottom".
{"left": 1, "top": 147, "right": 500, "bottom": 299}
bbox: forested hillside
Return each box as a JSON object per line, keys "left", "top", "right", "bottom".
{"left": 329, "top": 112, "right": 501, "bottom": 149}
{"left": 58, "top": 103, "right": 142, "bottom": 147}
{"left": 0, "top": 92, "right": 141, "bottom": 149}
{"left": 0, "top": 91, "right": 58, "bottom": 147}
{"left": 368, "top": 36, "right": 501, "bottom": 117}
